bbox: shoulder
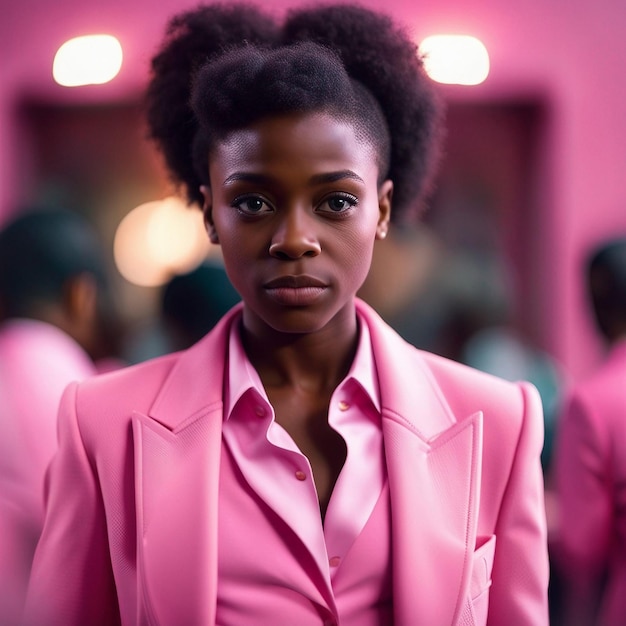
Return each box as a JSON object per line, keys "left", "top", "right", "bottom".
{"left": 415, "top": 352, "right": 546, "bottom": 521}
{"left": 419, "top": 349, "right": 533, "bottom": 418}
{"left": 359, "top": 298, "right": 538, "bottom": 428}
{"left": 419, "top": 349, "right": 542, "bottom": 452}
{"left": 0, "top": 319, "right": 94, "bottom": 376}
{"left": 562, "top": 343, "right": 626, "bottom": 435}
{"left": 383, "top": 335, "right": 541, "bottom": 459}
{"left": 0, "top": 320, "right": 96, "bottom": 418}
{"left": 74, "top": 351, "right": 182, "bottom": 415}
{"left": 71, "top": 305, "right": 241, "bottom": 420}
{"left": 574, "top": 343, "right": 626, "bottom": 400}
{"left": 55, "top": 353, "right": 187, "bottom": 454}
{"left": 60, "top": 350, "right": 203, "bottom": 455}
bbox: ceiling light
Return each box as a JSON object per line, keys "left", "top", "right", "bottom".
{"left": 53, "top": 34, "right": 123, "bottom": 87}
{"left": 420, "top": 34, "right": 490, "bottom": 86}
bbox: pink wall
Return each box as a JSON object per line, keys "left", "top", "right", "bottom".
{"left": 2, "top": 0, "right": 626, "bottom": 381}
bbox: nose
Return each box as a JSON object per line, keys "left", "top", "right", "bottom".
{"left": 269, "top": 209, "right": 321, "bottom": 260}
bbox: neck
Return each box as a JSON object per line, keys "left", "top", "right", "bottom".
{"left": 240, "top": 313, "right": 359, "bottom": 394}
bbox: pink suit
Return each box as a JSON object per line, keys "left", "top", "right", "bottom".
{"left": 0, "top": 320, "right": 96, "bottom": 625}
{"left": 23, "top": 300, "right": 549, "bottom": 625}
{"left": 554, "top": 339, "right": 626, "bottom": 625}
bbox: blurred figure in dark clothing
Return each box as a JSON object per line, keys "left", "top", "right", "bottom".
{"left": 162, "top": 260, "right": 241, "bottom": 351}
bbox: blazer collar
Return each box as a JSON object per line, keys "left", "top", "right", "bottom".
{"left": 148, "top": 298, "right": 452, "bottom": 437}
{"left": 355, "top": 298, "right": 456, "bottom": 440}
{"left": 147, "top": 303, "right": 243, "bottom": 431}
{"left": 356, "top": 299, "right": 483, "bottom": 625}
{"left": 133, "top": 305, "right": 243, "bottom": 624}
{"left": 137, "top": 299, "right": 481, "bottom": 625}
{"left": 149, "top": 298, "right": 461, "bottom": 434}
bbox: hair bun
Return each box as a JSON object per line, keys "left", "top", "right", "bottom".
{"left": 146, "top": 3, "right": 278, "bottom": 206}
{"left": 283, "top": 4, "right": 443, "bottom": 219}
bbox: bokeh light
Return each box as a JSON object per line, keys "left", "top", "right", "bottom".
{"left": 53, "top": 34, "right": 123, "bottom": 87}
{"left": 114, "top": 196, "right": 211, "bottom": 287}
{"left": 420, "top": 34, "right": 490, "bottom": 85}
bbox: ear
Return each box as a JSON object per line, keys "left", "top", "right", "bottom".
{"left": 376, "top": 179, "right": 393, "bottom": 240}
{"left": 64, "top": 273, "right": 98, "bottom": 322}
{"left": 200, "top": 185, "right": 219, "bottom": 245}
{"left": 60, "top": 273, "right": 101, "bottom": 357}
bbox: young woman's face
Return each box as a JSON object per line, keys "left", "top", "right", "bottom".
{"left": 203, "top": 112, "right": 392, "bottom": 337}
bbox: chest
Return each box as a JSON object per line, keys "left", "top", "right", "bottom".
{"left": 216, "top": 441, "right": 394, "bottom": 625}
{"left": 269, "top": 387, "right": 347, "bottom": 518}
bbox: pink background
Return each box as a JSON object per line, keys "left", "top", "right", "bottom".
{"left": 2, "top": 0, "right": 626, "bottom": 382}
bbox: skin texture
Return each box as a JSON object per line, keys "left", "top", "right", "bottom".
{"left": 201, "top": 112, "right": 392, "bottom": 511}
{"left": 19, "top": 127, "right": 549, "bottom": 620}
{"left": 203, "top": 112, "right": 391, "bottom": 340}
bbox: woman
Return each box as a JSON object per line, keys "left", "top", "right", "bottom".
{"left": 23, "top": 3, "right": 549, "bottom": 625}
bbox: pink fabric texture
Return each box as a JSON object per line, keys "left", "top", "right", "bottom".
{"left": 554, "top": 339, "right": 626, "bottom": 626}
{"left": 218, "top": 316, "right": 389, "bottom": 624}
{"left": 23, "top": 300, "right": 549, "bottom": 625}
{"left": 0, "top": 320, "right": 96, "bottom": 625}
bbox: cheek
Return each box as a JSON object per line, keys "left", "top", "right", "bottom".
{"left": 215, "top": 229, "right": 261, "bottom": 293}
{"left": 338, "top": 223, "right": 378, "bottom": 280}
{"left": 222, "top": 241, "right": 252, "bottom": 286}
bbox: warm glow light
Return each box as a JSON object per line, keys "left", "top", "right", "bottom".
{"left": 53, "top": 34, "right": 123, "bottom": 87}
{"left": 420, "top": 34, "right": 490, "bottom": 85}
{"left": 114, "top": 197, "right": 211, "bottom": 287}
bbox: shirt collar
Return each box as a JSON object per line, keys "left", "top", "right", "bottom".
{"left": 224, "top": 311, "right": 381, "bottom": 421}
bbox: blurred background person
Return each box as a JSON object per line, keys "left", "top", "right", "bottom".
{"left": 0, "top": 207, "right": 120, "bottom": 625}
{"left": 123, "top": 259, "right": 241, "bottom": 361}
{"left": 161, "top": 260, "right": 241, "bottom": 352}
{"left": 553, "top": 237, "right": 626, "bottom": 626}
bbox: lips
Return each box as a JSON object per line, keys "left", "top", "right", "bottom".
{"left": 263, "top": 275, "right": 328, "bottom": 306}
{"left": 264, "top": 275, "right": 327, "bottom": 289}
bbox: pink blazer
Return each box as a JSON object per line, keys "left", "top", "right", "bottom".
{"left": 554, "top": 340, "right": 626, "bottom": 626}
{"left": 0, "top": 320, "right": 96, "bottom": 626}
{"left": 23, "top": 300, "right": 549, "bottom": 626}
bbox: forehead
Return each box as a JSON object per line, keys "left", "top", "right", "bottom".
{"left": 210, "top": 112, "right": 379, "bottom": 180}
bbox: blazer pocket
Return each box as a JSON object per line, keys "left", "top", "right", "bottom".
{"left": 470, "top": 535, "right": 496, "bottom": 624}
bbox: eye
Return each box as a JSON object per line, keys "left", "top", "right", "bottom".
{"left": 232, "top": 195, "right": 272, "bottom": 215}
{"left": 319, "top": 193, "right": 358, "bottom": 214}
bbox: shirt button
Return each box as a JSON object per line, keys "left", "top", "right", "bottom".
{"left": 295, "top": 470, "right": 307, "bottom": 481}
{"left": 329, "top": 556, "right": 341, "bottom": 567}
{"left": 338, "top": 401, "right": 350, "bottom": 411}
{"left": 254, "top": 405, "right": 266, "bottom": 418}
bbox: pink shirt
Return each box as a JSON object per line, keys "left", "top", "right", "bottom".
{"left": 217, "top": 316, "right": 392, "bottom": 625}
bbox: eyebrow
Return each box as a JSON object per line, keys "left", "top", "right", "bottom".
{"left": 222, "top": 170, "right": 365, "bottom": 187}
{"left": 309, "top": 170, "right": 365, "bottom": 185}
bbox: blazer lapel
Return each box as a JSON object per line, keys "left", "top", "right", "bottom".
{"left": 131, "top": 306, "right": 241, "bottom": 626}
{"left": 133, "top": 407, "right": 222, "bottom": 626}
{"left": 132, "top": 299, "right": 483, "bottom": 625}
{"left": 357, "top": 299, "right": 483, "bottom": 626}
{"left": 383, "top": 411, "right": 483, "bottom": 626}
